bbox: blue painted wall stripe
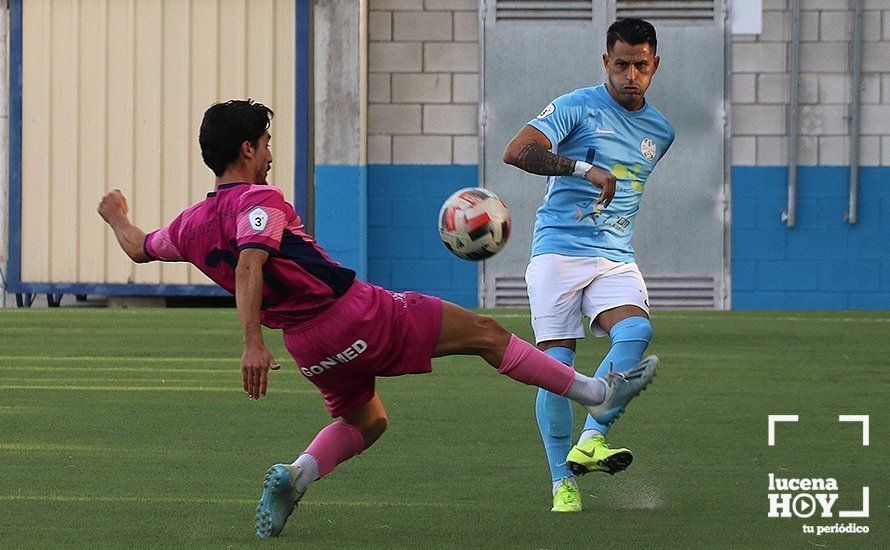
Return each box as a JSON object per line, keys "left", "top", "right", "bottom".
{"left": 366, "top": 164, "right": 479, "bottom": 308}
{"left": 731, "top": 165, "right": 890, "bottom": 309}
{"left": 313, "top": 164, "right": 479, "bottom": 308}
{"left": 314, "top": 165, "right": 367, "bottom": 279}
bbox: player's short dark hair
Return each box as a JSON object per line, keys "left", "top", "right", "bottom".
{"left": 607, "top": 18, "right": 657, "bottom": 54}
{"left": 199, "top": 99, "right": 274, "bottom": 177}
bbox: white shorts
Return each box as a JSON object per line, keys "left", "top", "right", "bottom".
{"left": 525, "top": 254, "right": 650, "bottom": 342}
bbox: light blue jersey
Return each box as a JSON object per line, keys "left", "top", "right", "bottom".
{"left": 527, "top": 84, "right": 675, "bottom": 261}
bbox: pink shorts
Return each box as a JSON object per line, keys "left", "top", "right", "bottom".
{"left": 282, "top": 281, "right": 443, "bottom": 418}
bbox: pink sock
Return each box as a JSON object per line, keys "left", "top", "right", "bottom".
{"left": 302, "top": 421, "right": 367, "bottom": 478}
{"left": 497, "top": 334, "right": 575, "bottom": 396}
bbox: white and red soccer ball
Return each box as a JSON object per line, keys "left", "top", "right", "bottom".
{"left": 438, "top": 187, "right": 511, "bottom": 261}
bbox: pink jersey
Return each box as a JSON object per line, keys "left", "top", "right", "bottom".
{"left": 143, "top": 182, "right": 356, "bottom": 329}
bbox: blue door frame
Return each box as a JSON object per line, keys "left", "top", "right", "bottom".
{"left": 5, "top": 0, "right": 312, "bottom": 300}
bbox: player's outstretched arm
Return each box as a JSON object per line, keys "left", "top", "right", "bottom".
{"left": 235, "top": 248, "right": 280, "bottom": 399}
{"left": 503, "top": 125, "right": 616, "bottom": 207}
{"left": 97, "top": 190, "right": 151, "bottom": 263}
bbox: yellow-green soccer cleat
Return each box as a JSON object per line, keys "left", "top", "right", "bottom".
{"left": 551, "top": 478, "right": 582, "bottom": 512}
{"left": 566, "top": 436, "right": 633, "bottom": 476}
{"left": 256, "top": 464, "right": 305, "bottom": 538}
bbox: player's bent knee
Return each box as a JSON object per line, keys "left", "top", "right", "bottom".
{"left": 473, "top": 315, "right": 510, "bottom": 352}
{"left": 611, "top": 316, "right": 653, "bottom": 344}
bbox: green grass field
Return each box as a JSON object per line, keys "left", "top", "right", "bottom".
{"left": 0, "top": 308, "right": 887, "bottom": 549}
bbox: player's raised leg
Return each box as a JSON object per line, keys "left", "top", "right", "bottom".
{"left": 256, "top": 395, "right": 387, "bottom": 538}
{"left": 432, "top": 301, "right": 658, "bottom": 423}
{"left": 567, "top": 306, "right": 654, "bottom": 476}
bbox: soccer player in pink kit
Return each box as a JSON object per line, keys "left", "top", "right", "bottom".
{"left": 97, "top": 100, "right": 659, "bottom": 538}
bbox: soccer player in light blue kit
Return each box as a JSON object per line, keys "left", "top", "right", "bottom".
{"left": 503, "top": 18, "right": 674, "bottom": 512}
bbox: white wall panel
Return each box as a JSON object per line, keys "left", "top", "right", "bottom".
{"left": 21, "top": 0, "right": 51, "bottom": 282}
{"left": 161, "top": 0, "right": 192, "bottom": 284}
{"left": 77, "top": 0, "right": 107, "bottom": 283}
{"left": 21, "top": 0, "right": 296, "bottom": 286}
{"left": 133, "top": 0, "right": 163, "bottom": 284}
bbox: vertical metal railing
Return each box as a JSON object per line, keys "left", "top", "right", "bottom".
{"left": 847, "top": 0, "right": 863, "bottom": 225}
{"left": 722, "top": 0, "right": 732, "bottom": 310}
{"left": 783, "top": 0, "right": 801, "bottom": 227}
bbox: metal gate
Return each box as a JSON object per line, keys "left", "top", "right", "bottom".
{"left": 480, "top": 0, "right": 728, "bottom": 309}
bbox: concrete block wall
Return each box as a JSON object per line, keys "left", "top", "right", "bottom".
{"left": 731, "top": 1, "right": 890, "bottom": 309}
{"left": 365, "top": 0, "right": 480, "bottom": 306}
{"left": 368, "top": 0, "right": 478, "bottom": 164}
{"left": 731, "top": 1, "right": 890, "bottom": 166}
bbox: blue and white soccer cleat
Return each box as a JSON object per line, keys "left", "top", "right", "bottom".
{"left": 584, "top": 355, "right": 659, "bottom": 425}
{"left": 256, "top": 464, "right": 304, "bottom": 539}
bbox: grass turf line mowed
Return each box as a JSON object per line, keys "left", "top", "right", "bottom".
{"left": 1, "top": 309, "right": 888, "bottom": 548}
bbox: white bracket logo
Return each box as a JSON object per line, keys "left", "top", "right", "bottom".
{"left": 838, "top": 415, "right": 869, "bottom": 446}
{"left": 767, "top": 415, "right": 870, "bottom": 523}
{"left": 767, "top": 414, "right": 798, "bottom": 446}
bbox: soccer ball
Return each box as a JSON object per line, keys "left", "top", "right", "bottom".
{"left": 438, "top": 187, "right": 511, "bottom": 261}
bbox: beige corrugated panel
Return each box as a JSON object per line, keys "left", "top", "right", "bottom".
{"left": 21, "top": 0, "right": 296, "bottom": 286}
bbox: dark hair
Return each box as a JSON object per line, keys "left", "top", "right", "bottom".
{"left": 199, "top": 99, "right": 274, "bottom": 177}
{"left": 606, "top": 18, "right": 657, "bottom": 54}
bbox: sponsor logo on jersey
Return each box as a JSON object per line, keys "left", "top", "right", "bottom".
{"left": 640, "top": 138, "right": 657, "bottom": 161}
{"left": 249, "top": 207, "right": 269, "bottom": 232}
{"left": 300, "top": 340, "right": 368, "bottom": 377}
{"left": 537, "top": 103, "right": 555, "bottom": 119}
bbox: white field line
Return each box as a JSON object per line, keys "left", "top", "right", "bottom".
{"left": 0, "top": 377, "right": 236, "bottom": 384}
{"left": 486, "top": 313, "right": 890, "bottom": 323}
{"left": 0, "top": 443, "right": 137, "bottom": 452}
{"left": 486, "top": 313, "right": 529, "bottom": 318}
{"left": 0, "top": 406, "right": 45, "bottom": 414}
{"left": 0, "top": 328, "right": 237, "bottom": 337}
{"left": 653, "top": 314, "right": 890, "bottom": 323}
{"left": 0, "top": 384, "right": 313, "bottom": 394}
{"left": 0, "top": 309, "right": 228, "bottom": 315}
{"left": 0, "top": 356, "right": 235, "bottom": 363}
{"left": 0, "top": 366, "right": 233, "bottom": 374}
{"left": 0, "top": 494, "right": 462, "bottom": 508}
{"left": 0, "top": 443, "right": 218, "bottom": 455}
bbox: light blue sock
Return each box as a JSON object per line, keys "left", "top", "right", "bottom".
{"left": 582, "top": 317, "right": 653, "bottom": 439}
{"left": 535, "top": 346, "right": 576, "bottom": 482}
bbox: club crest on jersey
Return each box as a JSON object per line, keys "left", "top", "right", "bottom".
{"left": 640, "top": 138, "right": 657, "bottom": 161}
{"left": 249, "top": 207, "right": 268, "bottom": 232}
{"left": 537, "top": 103, "right": 555, "bottom": 119}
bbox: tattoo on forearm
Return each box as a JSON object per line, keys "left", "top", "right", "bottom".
{"left": 515, "top": 143, "right": 576, "bottom": 176}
